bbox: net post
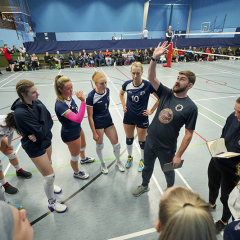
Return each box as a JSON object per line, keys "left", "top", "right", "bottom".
{"left": 163, "top": 42, "right": 173, "bottom": 68}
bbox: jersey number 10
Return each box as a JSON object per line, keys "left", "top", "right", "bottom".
{"left": 131, "top": 95, "right": 139, "bottom": 103}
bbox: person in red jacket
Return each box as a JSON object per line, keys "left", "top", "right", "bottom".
{"left": 2, "top": 44, "right": 15, "bottom": 72}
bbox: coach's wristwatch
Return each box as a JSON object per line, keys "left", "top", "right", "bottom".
{"left": 151, "top": 56, "right": 158, "bottom": 61}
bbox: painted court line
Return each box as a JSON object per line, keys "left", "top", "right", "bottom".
{"left": 0, "top": 72, "right": 24, "bottom": 89}
{"left": 0, "top": 72, "right": 18, "bottom": 84}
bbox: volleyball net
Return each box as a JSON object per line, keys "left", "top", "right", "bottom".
{"left": 121, "top": 32, "right": 143, "bottom": 40}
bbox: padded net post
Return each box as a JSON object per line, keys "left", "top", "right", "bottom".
{"left": 163, "top": 42, "right": 173, "bottom": 68}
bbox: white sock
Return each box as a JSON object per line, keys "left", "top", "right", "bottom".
{"left": 96, "top": 144, "right": 104, "bottom": 164}
{"left": 14, "top": 164, "right": 20, "bottom": 171}
{"left": 0, "top": 178, "right": 6, "bottom": 185}
{"left": 0, "top": 185, "right": 6, "bottom": 201}
{"left": 44, "top": 183, "right": 55, "bottom": 201}
{"left": 113, "top": 143, "right": 121, "bottom": 163}
{"left": 140, "top": 149, "right": 144, "bottom": 160}
{"left": 127, "top": 144, "right": 133, "bottom": 157}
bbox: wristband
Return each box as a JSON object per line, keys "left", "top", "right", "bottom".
{"left": 151, "top": 57, "right": 158, "bottom": 61}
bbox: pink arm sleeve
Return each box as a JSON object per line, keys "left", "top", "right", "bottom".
{"left": 67, "top": 102, "right": 86, "bottom": 123}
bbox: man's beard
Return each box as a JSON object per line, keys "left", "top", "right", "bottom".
{"left": 173, "top": 84, "right": 188, "bottom": 93}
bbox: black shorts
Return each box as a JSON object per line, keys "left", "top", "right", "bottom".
{"left": 61, "top": 127, "right": 81, "bottom": 143}
{"left": 25, "top": 141, "right": 52, "bottom": 158}
{"left": 94, "top": 115, "right": 114, "bottom": 129}
{"left": 8, "top": 59, "right": 14, "bottom": 64}
{"left": 123, "top": 115, "right": 149, "bottom": 129}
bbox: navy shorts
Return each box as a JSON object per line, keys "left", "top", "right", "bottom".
{"left": 25, "top": 141, "right": 52, "bottom": 158}
{"left": 123, "top": 114, "right": 149, "bottom": 129}
{"left": 8, "top": 59, "right": 14, "bottom": 64}
{"left": 61, "top": 126, "right": 81, "bottom": 143}
{"left": 94, "top": 115, "right": 113, "bottom": 129}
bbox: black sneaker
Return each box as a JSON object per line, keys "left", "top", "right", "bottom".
{"left": 209, "top": 203, "right": 216, "bottom": 211}
{"left": 3, "top": 182, "right": 19, "bottom": 194}
{"left": 215, "top": 220, "right": 227, "bottom": 234}
{"left": 16, "top": 168, "right": 32, "bottom": 179}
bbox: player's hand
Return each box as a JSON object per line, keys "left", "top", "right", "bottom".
{"left": 93, "top": 132, "right": 99, "bottom": 141}
{"left": 5, "top": 146, "right": 13, "bottom": 152}
{"left": 173, "top": 155, "right": 181, "bottom": 167}
{"left": 123, "top": 106, "right": 127, "bottom": 113}
{"left": 76, "top": 91, "right": 85, "bottom": 102}
{"left": 28, "top": 134, "right": 37, "bottom": 142}
{"left": 152, "top": 42, "right": 170, "bottom": 59}
{"left": 142, "top": 110, "right": 152, "bottom": 116}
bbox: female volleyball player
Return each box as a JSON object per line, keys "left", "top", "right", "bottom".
{"left": 54, "top": 75, "right": 94, "bottom": 180}
{"left": 11, "top": 80, "right": 67, "bottom": 213}
{"left": 86, "top": 71, "right": 125, "bottom": 174}
{"left": 119, "top": 62, "right": 159, "bottom": 172}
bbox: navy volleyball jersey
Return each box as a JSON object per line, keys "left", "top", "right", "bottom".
{"left": 86, "top": 88, "right": 111, "bottom": 122}
{"left": 55, "top": 97, "right": 81, "bottom": 141}
{"left": 122, "top": 80, "right": 155, "bottom": 119}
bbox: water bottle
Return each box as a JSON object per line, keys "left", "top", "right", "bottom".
{"left": 72, "top": 91, "right": 88, "bottom": 99}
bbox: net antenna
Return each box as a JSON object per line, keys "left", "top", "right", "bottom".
{"left": 201, "top": 22, "right": 211, "bottom": 33}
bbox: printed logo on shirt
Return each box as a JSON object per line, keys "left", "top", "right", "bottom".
{"left": 98, "top": 101, "right": 102, "bottom": 103}
{"left": 140, "top": 91, "right": 145, "bottom": 96}
{"left": 175, "top": 104, "right": 183, "bottom": 112}
{"left": 128, "top": 91, "right": 132, "bottom": 93}
{"left": 107, "top": 96, "right": 110, "bottom": 101}
{"left": 159, "top": 108, "right": 173, "bottom": 124}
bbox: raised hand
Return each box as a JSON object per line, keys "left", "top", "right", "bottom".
{"left": 76, "top": 91, "right": 85, "bottom": 102}
{"left": 152, "top": 42, "right": 170, "bottom": 59}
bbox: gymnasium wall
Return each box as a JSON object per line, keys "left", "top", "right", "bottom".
{"left": 0, "top": 29, "right": 23, "bottom": 47}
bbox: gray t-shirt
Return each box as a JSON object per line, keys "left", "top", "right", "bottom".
{"left": 148, "top": 83, "right": 198, "bottom": 150}
{"left": 166, "top": 29, "right": 173, "bottom": 37}
{"left": 0, "top": 201, "right": 14, "bottom": 240}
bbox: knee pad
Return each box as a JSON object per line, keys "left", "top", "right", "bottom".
{"left": 80, "top": 146, "right": 86, "bottom": 152}
{"left": 126, "top": 137, "right": 134, "bottom": 145}
{"left": 113, "top": 142, "right": 121, "bottom": 151}
{"left": 96, "top": 143, "right": 104, "bottom": 151}
{"left": 71, "top": 155, "right": 79, "bottom": 162}
{"left": 139, "top": 141, "right": 145, "bottom": 150}
{"left": 44, "top": 173, "right": 55, "bottom": 186}
{"left": 0, "top": 162, "right": 2, "bottom": 171}
{"left": 6, "top": 151, "right": 17, "bottom": 160}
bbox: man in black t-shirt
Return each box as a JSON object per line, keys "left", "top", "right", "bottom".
{"left": 133, "top": 42, "right": 198, "bottom": 197}
{"left": 166, "top": 26, "right": 173, "bottom": 42}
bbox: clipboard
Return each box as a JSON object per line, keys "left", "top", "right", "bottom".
{"left": 163, "top": 160, "right": 184, "bottom": 172}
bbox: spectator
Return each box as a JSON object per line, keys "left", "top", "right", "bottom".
{"left": 68, "top": 51, "right": 76, "bottom": 68}
{"left": 116, "top": 49, "right": 123, "bottom": 66}
{"left": 25, "top": 53, "right": 31, "bottom": 70}
{"left": 142, "top": 27, "right": 148, "bottom": 39}
{"left": 54, "top": 51, "right": 64, "bottom": 69}
{"left": 19, "top": 46, "right": 26, "bottom": 53}
{"left": 88, "top": 52, "right": 95, "bottom": 66}
{"left": 111, "top": 49, "right": 117, "bottom": 66}
{"left": 156, "top": 186, "right": 217, "bottom": 240}
{"left": 198, "top": 47, "right": 204, "bottom": 61}
{"left": 2, "top": 44, "right": 15, "bottom": 72}
{"left": 93, "top": 50, "right": 100, "bottom": 67}
{"left": 227, "top": 46, "right": 234, "bottom": 56}
{"left": 166, "top": 26, "right": 173, "bottom": 42}
{"left": 172, "top": 47, "right": 179, "bottom": 63}
{"left": 205, "top": 47, "right": 211, "bottom": 60}
{"left": 98, "top": 50, "right": 105, "bottom": 66}
{"left": 44, "top": 52, "right": 54, "bottom": 70}
{"left": 186, "top": 46, "right": 193, "bottom": 62}
{"left": 17, "top": 52, "right": 25, "bottom": 70}
{"left": 11, "top": 45, "right": 19, "bottom": 53}
{"left": 149, "top": 47, "right": 153, "bottom": 58}
{"left": 134, "top": 49, "right": 140, "bottom": 62}
{"left": 83, "top": 51, "right": 88, "bottom": 67}
{"left": 77, "top": 52, "right": 84, "bottom": 67}
{"left": 210, "top": 47, "right": 216, "bottom": 60}
{"left": 235, "top": 47, "right": 240, "bottom": 57}
{"left": 178, "top": 48, "right": 184, "bottom": 62}
{"left": 143, "top": 49, "right": 150, "bottom": 63}
{"left": 104, "top": 49, "right": 112, "bottom": 66}
{"left": 82, "top": 49, "right": 88, "bottom": 57}
{"left": 192, "top": 47, "right": 199, "bottom": 61}
{"left": 127, "top": 49, "right": 135, "bottom": 63}
{"left": 122, "top": 49, "right": 130, "bottom": 65}
{"left": 215, "top": 46, "right": 222, "bottom": 60}
{"left": 31, "top": 53, "right": 38, "bottom": 70}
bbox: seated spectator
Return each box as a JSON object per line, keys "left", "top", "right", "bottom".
{"left": 205, "top": 47, "right": 211, "bottom": 61}
{"left": 54, "top": 51, "right": 64, "bottom": 69}
{"left": 0, "top": 201, "right": 34, "bottom": 240}
{"left": 215, "top": 46, "right": 222, "bottom": 60}
{"left": 149, "top": 47, "right": 153, "bottom": 58}
{"left": 116, "top": 49, "right": 123, "bottom": 66}
{"left": 192, "top": 47, "right": 199, "bottom": 61}
{"left": 88, "top": 52, "right": 95, "bottom": 66}
{"left": 98, "top": 50, "right": 105, "bottom": 66}
{"left": 68, "top": 51, "right": 76, "bottom": 68}
{"left": 172, "top": 47, "right": 179, "bottom": 63}
{"left": 11, "top": 45, "right": 19, "bottom": 53}
{"left": 178, "top": 48, "right": 184, "bottom": 62}
{"left": 82, "top": 49, "right": 88, "bottom": 57}
{"left": 44, "top": 52, "right": 54, "bottom": 69}
{"left": 83, "top": 51, "right": 89, "bottom": 67}
{"left": 186, "top": 46, "right": 193, "bottom": 62}
{"left": 210, "top": 46, "right": 216, "bottom": 60}
{"left": 127, "top": 49, "right": 135, "bottom": 63}
{"left": 93, "top": 50, "right": 100, "bottom": 67}
{"left": 25, "top": 53, "right": 31, "bottom": 70}
{"left": 31, "top": 53, "right": 38, "bottom": 70}
{"left": 19, "top": 46, "right": 26, "bottom": 53}
{"left": 143, "top": 49, "right": 150, "bottom": 63}
{"left": 139, "top": 49, "right": 144, "bottom": 62}
{"left": 122, "top": 49, "right": 130, "bottom": 65}
{"left": 104, "top": 49, "right": 112, "bottom": 66}
{"left": 17, "top": 52, "right": 25, "bottom": 70}
{"left": 111, "top": 49, "right": 117, "bottom": 65}
{"left": 77, "top": 52, "right": 84, "bottom": 67}
{"left": 198, "top": 47, "right": 203, "bottom": 61}
{"left": 224, "top": 162, "right": 240, "bottom": 240}
{"left": 227, "top": 46, "right": 234, "bottom": 56}
{"left": 235, "top": 47, "right": 240, "bottom": 57}
{"left": 156, "top": 186, "right": 217, "bottom": 240}
{"left": 134, "top": 49, "right": 141, "bottom": 62}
